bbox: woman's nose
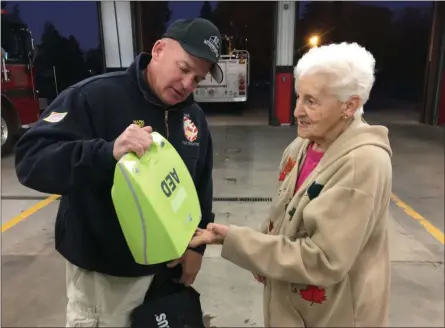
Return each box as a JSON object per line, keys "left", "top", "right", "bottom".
{"left": 294, "top": 99, "right": 304, "bottom": 117}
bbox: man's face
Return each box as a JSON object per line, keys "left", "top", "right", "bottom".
{"left": 150, "top": 39, "right": 212, "bottom": 105}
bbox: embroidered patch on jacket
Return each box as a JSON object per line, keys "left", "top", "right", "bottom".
{"left": 133, "top": 119, "right": 145, "bottom": 128}
{"left": 295, "top": 227, "right": 309, "bottom": 238}
{"left": 183, "top": 116, "right": 198, "bottom": 142}
{"left": 288, "top": 207, "right": 296, "bottom": 221}
{"left": 299, "top": 285, "right": 327, "bottom": 305}
{"left": 278, "top": 157, "right": 296, "bottom": 181}
{"left": 43, "top": 111, "right": 67, "bottom": 123}
{"left": 307, "top": 182, "right": 324, "bottom": 200}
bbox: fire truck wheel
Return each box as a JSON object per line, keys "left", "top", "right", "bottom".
{"left": 1, "top": 111, "right": 15, "bottom": 156}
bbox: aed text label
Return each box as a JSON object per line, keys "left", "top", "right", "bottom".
{"left": 161, "top": 168, "right": 180, "bottom": 197}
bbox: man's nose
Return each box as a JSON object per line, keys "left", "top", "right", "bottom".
{"left": 181, "top": 76, "right": 196, "bottom": 92}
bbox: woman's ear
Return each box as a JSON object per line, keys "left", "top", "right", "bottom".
{"left": 344, "top": 96, "right": 361, "bottom": 118}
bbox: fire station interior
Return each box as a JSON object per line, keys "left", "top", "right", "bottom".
{"left": 131, "top": 1, "right": 443, "bottom": 126}
{"left": 1, "top": 2, "right": 444, "bottom": 327}
{"left": 132, "top": 1, "right": 277, "bottom": 124}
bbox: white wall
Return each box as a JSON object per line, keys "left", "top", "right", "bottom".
{"left": 100, "top": 1, "right": 135, "bottom": 69}
{"left": 275, "top": 1, "right": 295, "bottom": 67}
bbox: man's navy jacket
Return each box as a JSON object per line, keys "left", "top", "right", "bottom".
{"left": 15, "top": 53, "right": 214, "bottom": 277}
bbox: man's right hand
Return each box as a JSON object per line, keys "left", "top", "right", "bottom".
{"left": 113, "top": 124, "right": 153, "bottom": 160}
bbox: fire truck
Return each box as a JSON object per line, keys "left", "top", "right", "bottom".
{"left": 193, "top": 35, "right": 250, "bottom": 108}
{"left": 98, "top": 2, "right": 251, "bottom": 108}
{"left": 1, "top": 9, "right": 43, "bottom": 155}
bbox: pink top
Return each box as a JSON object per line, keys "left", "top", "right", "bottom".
{"left": 295, "top": 143, "right": 324, "bottom": 193}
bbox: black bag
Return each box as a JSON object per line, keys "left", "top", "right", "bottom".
{"left": 130, "top": 265, "right": 206, "bottom": 328}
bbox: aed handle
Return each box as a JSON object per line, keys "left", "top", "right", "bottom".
{"left": 139, "top": 132, "right": 165, "bottom": 164}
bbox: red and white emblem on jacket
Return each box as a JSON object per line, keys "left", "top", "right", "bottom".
{"left": 183, "top": 116, "right": 198, "bottom": 142}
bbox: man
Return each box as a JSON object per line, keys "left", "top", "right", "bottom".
{"left": 15, "top": 18, "right": 222, "bottom": 327}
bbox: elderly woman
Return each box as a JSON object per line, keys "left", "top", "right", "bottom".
{"left": 190, "top": 42, "right": 392, "bottom": 327}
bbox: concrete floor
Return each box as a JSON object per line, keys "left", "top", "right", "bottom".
{"left": 1, "top": 108, "right": 444, "bottom": 327}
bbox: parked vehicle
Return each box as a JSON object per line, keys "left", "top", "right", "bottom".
{"left": 193, "top": 35, "right": 250, "bottom": 108}
{"left": 1, "top": 9, "right": 46, "bottom": 155}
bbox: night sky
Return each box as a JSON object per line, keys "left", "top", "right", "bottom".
{"left": 4, "top": 1, "right": 432, "bottom": 52}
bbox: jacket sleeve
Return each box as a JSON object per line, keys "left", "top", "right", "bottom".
{"left": 220, "top": 155, "right": 390, "bottom": 287}
{"left": 188, "top": 130, "right": 215, "bottom": 255}
{"left": 258, "top": 138, "right": 302, "bottom": 234}
{"left": 15, "top": 87, "right": 117, "bottom": 195}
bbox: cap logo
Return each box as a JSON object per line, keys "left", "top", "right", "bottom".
{"left": 203, "top": 36, "right": 220, "bottom": 58}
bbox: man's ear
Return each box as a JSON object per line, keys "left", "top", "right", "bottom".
{"left": 151, "top": 40, "right": 165, "bottom": 61}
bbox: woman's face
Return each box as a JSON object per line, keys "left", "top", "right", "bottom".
{"left": 293, "top": 73, "right": 358, "bottom": 143}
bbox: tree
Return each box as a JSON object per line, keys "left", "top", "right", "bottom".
{"left": 85, "top": 46, "right": 104, "bottom": 76}
{"left": 2, "top": 2, "right": 24, "bottom": 24}
{"left": 1, "top": 2, "right": 26, "bottom": 26}
{"left": 200, "top": 1, "right": 213, "bottom": 21}
{"left": 62, "top": 35, "right": 89, "bottom": 87}
{"left": 136, "top": 1, "right": 172, "bottom": 52}
{"left": 36, "top": 22, "right": 65, "bottom": 72}
{"left": 34, "top": 22, "right": 89, "bottom": 98}
{"left": 9, "top": 4, "right": 23, "bottom": 23}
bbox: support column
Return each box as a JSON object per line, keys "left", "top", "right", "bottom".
{"left": 433, "top": 3, "right": 445, "bottom": 125}
{"left": 421, "top": 1, "right": 445, "bottom": 125}
{"left": 438, "top": 69, "right": 445, "bottom": 126}
{"left": 273, "top": 1, "right": 295, "bottom": 126}
{"left": 99, "top": 1, "right": 135, "bottom": 71}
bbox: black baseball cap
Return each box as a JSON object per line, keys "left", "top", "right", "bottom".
{"left": 163, "top": 18, "right": 224, "bottom": 84}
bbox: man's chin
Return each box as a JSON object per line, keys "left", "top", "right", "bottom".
{"left": 163, "top": 92, "right": 187, "bottom": 106}
{"left": 161, "top": 95, "right": 181, "bottom": 106}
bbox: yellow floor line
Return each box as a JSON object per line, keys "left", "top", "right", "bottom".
{"left": 1, "top": 193, "right": 444, "bottom": 246}
{"left": 391, "top": 193, "right": 444, "bottom": 245}
{"left": 1, "top": 194, "right": 60, "bottom": 233}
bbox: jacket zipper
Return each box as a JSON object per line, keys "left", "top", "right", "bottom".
{"left": 164, "top": 110, "right": 169, "bottom": 139}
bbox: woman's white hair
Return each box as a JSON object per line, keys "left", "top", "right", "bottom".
{"left": 294, "top": 42, "right": 376, "bottom": 118}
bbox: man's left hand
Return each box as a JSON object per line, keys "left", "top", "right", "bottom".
{"left": 167, "top": 249, "right": 203, "bottom": 286}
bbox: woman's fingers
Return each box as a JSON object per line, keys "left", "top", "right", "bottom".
{"left": 194, "top": 228, "right": 205, "bottom": 236}
{"left": 207, "top": 223, "right": 224, "bottom": 234}
{"left": 252, "top": 273, "right": 265, "bottom": 284}
{"left": 189, "top": 231, "right": 213, "bottom": 248}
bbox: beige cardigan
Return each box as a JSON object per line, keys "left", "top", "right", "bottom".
{"left": 221, "top": 118, "right": 393, "bottom": 327}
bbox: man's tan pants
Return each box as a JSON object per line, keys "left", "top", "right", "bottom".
{"left": 65, "top": 260, "right": 154, "bottom": 327}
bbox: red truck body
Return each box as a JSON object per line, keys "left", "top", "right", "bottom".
{"left": 1, "top": 9, "right": 44, "bottom": 155}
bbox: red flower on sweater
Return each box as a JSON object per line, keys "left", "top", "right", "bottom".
{"left": 300, "top": 285, "right": 327, "bottom": 305}
{"left": 279, "top": 157, "right": 296, "bottom": 181}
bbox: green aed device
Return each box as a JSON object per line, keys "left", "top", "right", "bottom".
{"left": 111, "top": 132, "right": 202, "bottom": 265}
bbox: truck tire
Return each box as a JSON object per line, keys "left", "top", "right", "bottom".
{"left": 1, "top": 109, "right": 15, "bottom": 156}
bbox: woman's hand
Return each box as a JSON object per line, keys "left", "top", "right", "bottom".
{"left": 189, "top": 225, "right": 266, "bottom": 284}
{"left": 252, "top": 272, "right": 266, "bottom": 284}
{"left": 189, "top": 223, "right": 229, "bottom": 248}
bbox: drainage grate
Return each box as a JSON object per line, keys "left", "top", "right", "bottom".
{"left": 1, "top": 195, "right": 273, "bottom": 202}
{"left": 1, "top": 195, "right": 50, "bottom": 200}
{"left": 213, "top": 197, "right": 272, "bottom": 202}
